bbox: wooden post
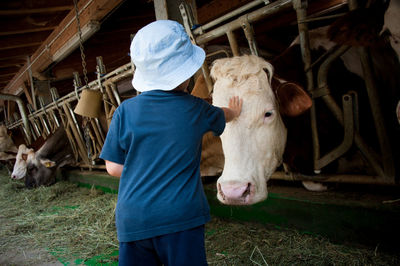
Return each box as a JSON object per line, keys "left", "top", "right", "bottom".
{"left": 154, "top": 0, "right": 168, "bottom": 20}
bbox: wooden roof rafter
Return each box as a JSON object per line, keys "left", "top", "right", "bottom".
{"left": 0, "top": 6, "right": 74, "bottom": 16}
{"left": 2, "top": 0, "right": 124, "bottom": 95}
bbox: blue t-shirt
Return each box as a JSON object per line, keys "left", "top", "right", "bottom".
{"left": 100, "top": 90, "right": 225, "bottom": 242}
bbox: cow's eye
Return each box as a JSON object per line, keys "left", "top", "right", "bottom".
{"left": 264, "top": 111, "right": 273, "bottom": 118}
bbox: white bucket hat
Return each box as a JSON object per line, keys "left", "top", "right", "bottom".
{"left": 130, "top": 20, "right": 205, "bottom": 92}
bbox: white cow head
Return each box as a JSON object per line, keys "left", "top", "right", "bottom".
{"left": 11, "top": 144, "right": 34, "bottom": 180}
{"left": 212, "top": 55, "right": 287, "bottom": 205}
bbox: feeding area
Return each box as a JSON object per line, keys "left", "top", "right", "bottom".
{"left": 1, "top": 0, "right": 400, "bottom": 264}
{"left": 1, "top": 170, "right": 400, "bottom": 265}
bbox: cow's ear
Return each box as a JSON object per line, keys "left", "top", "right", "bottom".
{"left": 40, "top": 159, "right": 56, "bottom": 168}
{"left": 276, "top": 82, "right": 312, "bottom": 117}
{"left": 191, "top": 74, "right": 210, "bottom": 99}
{"left": 22, "top": 153, "right": 28, "bottom": 161}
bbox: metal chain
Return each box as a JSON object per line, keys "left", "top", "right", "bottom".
{"left": 73, "top": 0, "right": 92, "bottom": 165}
{"left": 73, "top": 0, "right": 89, "bottom": 88}
{"left": 83, "top": 118, "right": 93, "bottom": 165}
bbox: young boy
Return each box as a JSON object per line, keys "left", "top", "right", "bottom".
{"left": 100, "top": 20, "right": 242, "bottom": 266}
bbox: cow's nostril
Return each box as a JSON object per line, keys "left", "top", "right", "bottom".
{"left": 217, "top": 183, "right": 225, "bottom": 200}
{"left": 242, "top": 183, "right": 251, "bottom": 197}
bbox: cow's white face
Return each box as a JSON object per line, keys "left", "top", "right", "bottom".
{"left": 11, "top": 144, "right": 33, "bottom": 180}
{"left": 211, "top": 55, "right": 287, "bottom": 205}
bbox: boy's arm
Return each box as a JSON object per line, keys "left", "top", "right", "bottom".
{"left": 221, "top": 96, "right": 243, "bottom": 123}
{"left": 105, "top": 160, "right": 124, "bottom": 177}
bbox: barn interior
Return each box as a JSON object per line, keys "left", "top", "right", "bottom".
{"left": 1, "top": 0, "right": 400, "bottom": 263}
{"left": 1, "top": 0, "right": 399, "bottom": 183}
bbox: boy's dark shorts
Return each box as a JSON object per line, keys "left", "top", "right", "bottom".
{"left": 118, "top": 225, "right": 207, "bottom": 266}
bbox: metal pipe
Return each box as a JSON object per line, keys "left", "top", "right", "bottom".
{"left": 96, "top": 57, "right": 105, "bottom": 94}
{"left": 227, "top": 31, "right": 240, "bottom": 56}
{"left": 270, "top": 171, "right": 395, "bottom": 185}
{"left": 293, "top": 0, "right": 321, "bottom": 173}
{"left": 38, "top": 114, "right": 51, "bottom": 136}
{"left": 73, "top": 72, "right": 82, "bottom": 100}
{"left": 315, "top": 94, "right": 354, "bottom": 170}
{"left": 110, "top": 83, "right": 121, "bottom": 106}
{"left": 358, "top": 47, "right": 395, "bottom": 180}
{"left": 27, "top": 56, "right": 37, "bottom": 110}
{"left": 193, "top": 0, "right": 269, "bottom": 34}
{"left": 299, "top": 13, "right": 346, "bottom": 23}
{"left": 30, "top": 118, "right": 40, "bottom": 139}
{"left": 201, "top": 63, "right": 213, "bottom": 93}
{"left": 49, "top": 109, "right": 60, "bottom": 128}
{"left": 62, "top": 102, "right": 90, "bottom": 165}
{"left": 94, "top": 118, "right": 105, "bottom": 142}
{"left": 0, "top": 93, "right": 31, "bottom": 143}
{"left": 105, "top": 84, "right": 118, "bottom": 107}
{"left": 90, "top": 118, "right": 104, "bottom": 147}
{"left": 317, "top": 46, "right": 386, "bottom": 178}
{"left": 241, "top": 20, "right": 259, "bottom": 56}
{"left": 317, "top": 45, "right": 350, "bottom": 122}
{"left": 57, "top": 107, "right": 79, "bottom": 162}
{"left": 196, "top": 0, "right": 293, "bottom": 45}
{"left": 7, "top": 62, "right": 133, "bottom": 130}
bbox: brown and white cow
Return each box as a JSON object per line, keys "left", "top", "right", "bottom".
{"left": 11, "top": 126, "right": 75, "bottom": 188}
{"left": 11, "top": 144, "right": 32, "bottom": 180}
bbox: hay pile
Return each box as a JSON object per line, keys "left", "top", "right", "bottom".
{"left": 1, "top": 169, "right": 399, "bottom": 265}
{"left": 205, "top": 218, "right": 400, "bottom": 265}
{"left": 0, "top": 170, "right": 118, "bottom": 264}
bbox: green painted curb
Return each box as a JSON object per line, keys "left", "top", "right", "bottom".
{"left": 64, "top": 170, "right": 400, "bottom": 252}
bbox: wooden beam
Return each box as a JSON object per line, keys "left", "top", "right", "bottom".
{"left": 0, "top": 31, "right": 52, "bottom": 50}
{"left": 197, "top": 0, "right": 253, "bottom": 24}
{"left": 0, "top": 26, "right": 57, "bottom": 36}
{"left": 0, "top": 78, "right": 16, "bottom": 87}
{"left": 0, "top": 42, "right": 42, "bottom": 51}
{"left": 0, "top": 0, "right": 73, "bottom": 10}
{"left": 0, "top": 59, "right": 26, "bottom": 68}
{"left": 0, "top": 73, "right": 18, "bottom": 78}
{"left": 47, "top": 0, "right": 124, "bottom": 56}
{"left": 0, "top": 6, "right": 73, "bottom": 15}
{"left": 0, "top": 66, "right": 20, "bottom": 74}
{"left": 0, "top": 66, "right": 21, "bottom": 72}
{"left": 0, "top": 46, "right": 38, "bottom": 60}
{"left": 3, "top": 0, "right": 124, "bottom": 95}
{"left": 21, "top": 83, "right": 33, "bottom": 106}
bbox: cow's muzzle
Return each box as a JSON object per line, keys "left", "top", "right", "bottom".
{"left": 217, "top": 181, "right": 253, "bottom": 205}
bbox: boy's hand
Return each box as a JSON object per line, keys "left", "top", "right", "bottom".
{"left": 228, "top": 96, "right": 243, "bottom": 119}
{"left": 222, "top": 96, "right": 243, "bottom": 123}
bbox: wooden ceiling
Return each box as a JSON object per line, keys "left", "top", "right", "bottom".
{"left": 0, "top": 0, "right": 72, "bottom": 90}
{"left": 0, "top": 0, "right": 156, "bottom": 100}
{"left": 0, "top": 0, "right": 260, "bottom": 101}
{"left": 0, "top": 0, "right": 348, "bottom": 102}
